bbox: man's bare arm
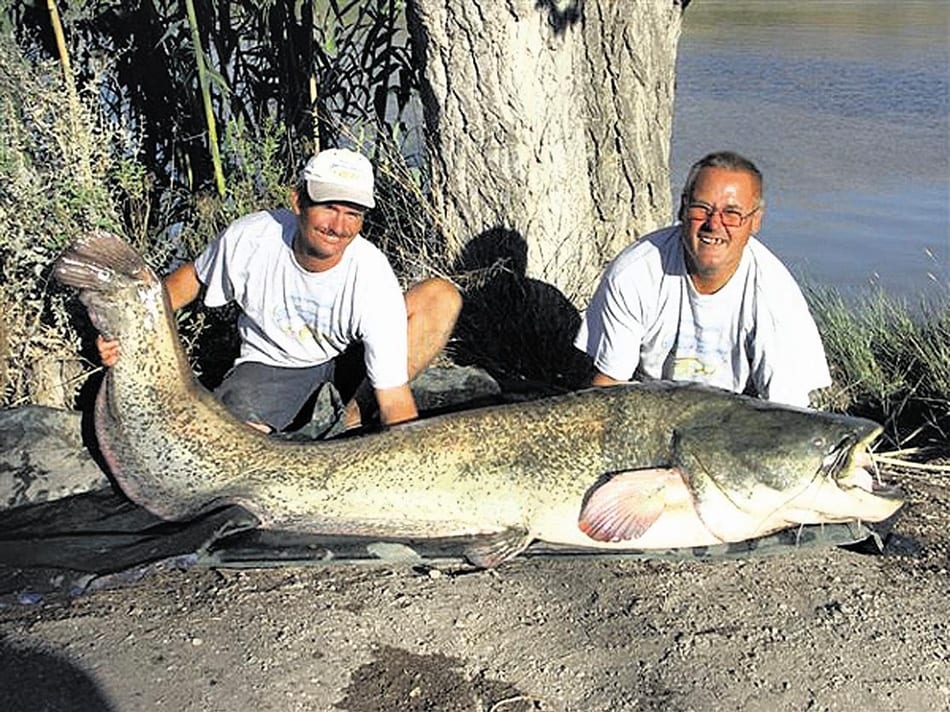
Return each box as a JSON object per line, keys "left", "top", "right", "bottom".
{"left": 164, "top": 262, "right": 201, "bottom": 311}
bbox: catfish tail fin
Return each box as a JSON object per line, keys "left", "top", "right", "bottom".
{"left": 53, "top": 229, "right": 158, "bottom": 293}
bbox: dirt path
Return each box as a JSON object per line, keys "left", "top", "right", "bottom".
{"left": 0, "top": 474, "right": 946, "bottom": 711}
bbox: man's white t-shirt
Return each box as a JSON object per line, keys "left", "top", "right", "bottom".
{"left": 574, "top": 225, "right": 831, "bottom": 407}
{"left": 194, "top": 208, "right": 409, "bottom": 390}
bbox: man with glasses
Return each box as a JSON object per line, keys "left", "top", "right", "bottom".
{"left": 574, "top": 151, "right": 830, "bottom": 407}
{"left": 97, "top": 148, "right": 461, "bottom": 433}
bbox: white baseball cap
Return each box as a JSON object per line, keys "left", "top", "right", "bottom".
{"left": 301, "top": 148, "right": 376, "bottom": 209}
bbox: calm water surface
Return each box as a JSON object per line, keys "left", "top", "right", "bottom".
{"left": 671, "top": 0, "right": 949, "bottom": 303}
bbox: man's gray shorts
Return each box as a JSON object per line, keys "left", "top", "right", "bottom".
{"left": 214, "top": 360, "right": 336, "bottom": 431}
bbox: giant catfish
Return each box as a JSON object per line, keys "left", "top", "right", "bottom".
{"left": 53, "top": 231, "right": 903, "bottom": 567}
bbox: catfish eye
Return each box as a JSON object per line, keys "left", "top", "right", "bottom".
{"left": 811, "top": 436, "right": 827, "bottom": 451}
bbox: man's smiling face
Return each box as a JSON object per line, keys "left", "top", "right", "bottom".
{"left": 680, "top": 166, "right": 763, "bottom": 294}
{"left": 291, "top": 191, "right": 365, "bottom": 272}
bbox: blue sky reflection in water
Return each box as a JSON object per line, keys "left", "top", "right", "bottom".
{"left": 670, "top": 0, "right": 949, "bottom": 303}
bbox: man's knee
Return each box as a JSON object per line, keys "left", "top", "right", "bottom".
{"left": 406, "top": 277, "right": 462, "bottom": 326}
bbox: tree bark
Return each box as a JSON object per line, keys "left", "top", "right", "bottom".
{"left": 406, "top": 0, "right": 683, "bottom": 304}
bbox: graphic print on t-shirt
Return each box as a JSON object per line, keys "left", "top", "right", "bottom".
{"left": 273, "top": 295, "right": 335, "bottom": 349}
{"left": 669, "top": 286, "right": 737, "bottom": 388}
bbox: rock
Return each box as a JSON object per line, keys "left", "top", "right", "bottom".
{"left": 410, "top": 365, "right": 502, "bottom": 412}
{"left": 0, "top": 406, "right": 110, "bottom": 511}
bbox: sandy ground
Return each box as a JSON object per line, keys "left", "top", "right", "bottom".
{"left": 0, "top": 469, "right": 946, "bottom": 712}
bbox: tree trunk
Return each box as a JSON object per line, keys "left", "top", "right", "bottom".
{"left": 406, "top": 0, "right": 683, "bottom": 304}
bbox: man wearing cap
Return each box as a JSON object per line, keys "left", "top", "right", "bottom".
{"left": 98, "top": 148, "right": 461, "bottom": 433}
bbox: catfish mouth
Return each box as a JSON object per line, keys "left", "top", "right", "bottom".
{"left": 826, "top": 427, "right": 902, "bottom": 501}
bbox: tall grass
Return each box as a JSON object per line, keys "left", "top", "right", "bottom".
{"left": 0, "top": 27, "right": 291, "bottom": 404}
{"left": 809, "top": 287, "right": 949, "bottom": 450}
{"left": 4, "top": 0, "right": 418, "bottom": 198}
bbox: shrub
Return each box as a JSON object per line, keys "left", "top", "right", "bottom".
{"left": 0, "top": 35, "right": 121, "bottom": 407}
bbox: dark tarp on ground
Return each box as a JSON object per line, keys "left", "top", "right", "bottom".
{"left": 0, "top": 486, "right": 901, "bottom": 605}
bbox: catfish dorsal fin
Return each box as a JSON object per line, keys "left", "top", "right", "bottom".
{"left": 578, "top": 468, "right": 683, "bottom": 543}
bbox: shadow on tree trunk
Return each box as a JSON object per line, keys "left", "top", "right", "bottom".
{"left": 450, "top": 228, "right": 593, "bottom": 393}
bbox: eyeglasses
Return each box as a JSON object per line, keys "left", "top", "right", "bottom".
{"left": 685, "top": 202, "right": 759, "bottom": 229}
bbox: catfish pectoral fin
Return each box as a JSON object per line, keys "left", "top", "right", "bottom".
{"left": 578, "top": 468, "right": 683, "bottom": 543}
{"left": 463, "top": 527, "right": 532, "bottom": 569}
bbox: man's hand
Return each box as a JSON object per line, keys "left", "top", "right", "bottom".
{"left": 375, "top": 383, "right": 418, "bottom": 427}
{"left": 591, "top": 370, "right": 626, "bottom": 387}
{"left": 97, "top": 335, "right": 120, "bottom": 367}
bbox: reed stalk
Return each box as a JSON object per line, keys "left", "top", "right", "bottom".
{"left": 184, "top": 0, "right": 226, "bottom": 196}
{"left": 45, "top": 0, "right": 91, "bottom": 186}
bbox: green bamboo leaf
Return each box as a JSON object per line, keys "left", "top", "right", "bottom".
{"left": 183, "top": 0, "right": 225, "bottom": 197}
{"left": 156, "top": 20, "right": 188, "bottom": 49}
{"left": 338, "top": 0, "right": 362, "bottom": 20}
{"left": 202, "top": 57, "right": 232, "bottom": 97}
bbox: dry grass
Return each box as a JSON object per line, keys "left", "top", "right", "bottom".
{"left": 872, "top": 448, "right": 950, "bottom": 486}
{"left": 0, "top": 43, "right": 105, "bottom": 407}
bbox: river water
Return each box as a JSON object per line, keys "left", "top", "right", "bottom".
{"left": 671, "top": 0, "right": 949, "bottom": 303}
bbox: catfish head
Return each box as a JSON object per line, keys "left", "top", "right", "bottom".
{"left": 672, "top": 394, "right": 904, "bottom": 541}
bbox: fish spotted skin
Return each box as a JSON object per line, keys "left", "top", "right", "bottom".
{"left": 53, "top": 231, "right": 904, "bottom": 568}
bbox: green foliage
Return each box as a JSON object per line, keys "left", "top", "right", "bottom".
{"left": 809, "top": 287, "right": 950, "bottom": 447}
{"left": 4, "top": 0, "right": 418, "bottom": 195}
{"left": 174, "top": 114, "right": 293, "bottom": 260}
{"left": 0, "top": 33, "right": 123, "bottom": 406}
{"left": 311, "top": 0, "right": 416, "bottom": 139}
